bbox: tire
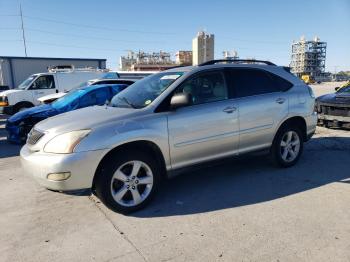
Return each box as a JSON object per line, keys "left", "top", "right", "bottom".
{"left": 270, "top": 125, "right": 304, "bottom": 167}
{"left": 95, "top": 149, "right": 161, "bottom": 213}
{"left": 14, "top": 103, "right": 33, "bottom": 114}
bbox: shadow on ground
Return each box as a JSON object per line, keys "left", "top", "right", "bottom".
{"left": 129, "top": 136, "right": 350, "bottom": 218}
{"left": 0, "top": 115, "right": 22, "bottom": 158}
{"left": 0, "top": 140, "right": 22, "bottom": 158}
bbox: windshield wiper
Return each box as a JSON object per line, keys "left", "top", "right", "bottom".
{"left": 118, "top": 96, "right": 137, "bottom": 109}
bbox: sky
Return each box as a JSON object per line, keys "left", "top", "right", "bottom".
{"left": 0, "top": 0, "right": 349, "bottom": 71}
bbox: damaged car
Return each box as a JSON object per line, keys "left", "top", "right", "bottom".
{"left": 315, "top": 85, "right": 350, "bottom": 128}
{"left": 6, "top": 84, "right": 129, "bottom": 143}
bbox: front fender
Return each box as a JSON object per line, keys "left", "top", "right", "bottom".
{"left": 74, "top": 114, "right": 171, "bottom": 169}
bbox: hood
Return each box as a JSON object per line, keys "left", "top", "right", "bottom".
{"left": 35, "top": 105, "right": 139, "bottom": 134}
{"left": 317, "top": 93, "right": 350, "bottom": 105}
{"left": 0, "top": 89, "right": 24, "bottom": 97}
{"left": 8, "top": 104, "right": 57, "bottom": 124}
{"left": 37, "top": 92, "right": 66, "bottom": 103}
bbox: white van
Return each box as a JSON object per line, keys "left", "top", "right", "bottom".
{"left": 0, "top": 67, "right": 111, "bottom": 114}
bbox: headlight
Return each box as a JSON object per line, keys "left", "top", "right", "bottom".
{"left": 44, "top": 129, "right": 91, "bottom": 154}
{"left": 0, "top": 96, "right": 9, "bottom": 106}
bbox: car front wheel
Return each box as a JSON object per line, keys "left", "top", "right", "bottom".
{"left": 95, "top": 150, "right": 161, "bottom": 213}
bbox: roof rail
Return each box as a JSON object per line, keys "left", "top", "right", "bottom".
{"left": 48, "top": 65, "right": 109, "bottom": 73}
{"left": 198, "top": 59, "right": 276, "bottom": 66}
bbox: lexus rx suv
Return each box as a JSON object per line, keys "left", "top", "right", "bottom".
{"left": 21, "top": 59, "right": 317, "bottom": 213}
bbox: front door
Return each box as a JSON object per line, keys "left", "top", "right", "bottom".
{"left": 167, "top": 70, "right": 239, "bottom": 169}
{"left": 29, "top": 75, "right": 56, "bottom": 105}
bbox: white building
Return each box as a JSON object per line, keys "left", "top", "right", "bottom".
{"left": 192, "top": 31, "right": 214, "bottom": 65}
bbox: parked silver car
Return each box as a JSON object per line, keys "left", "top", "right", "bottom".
{"left": 21, "top": 60, "right": 317, "bottom": 213}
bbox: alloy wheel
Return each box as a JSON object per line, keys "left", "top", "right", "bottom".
{"left": 110, "top": 160, "right": 154, "bottom": 207}
{"left": 280, "top": 131, "right": 301, "bottom": 162}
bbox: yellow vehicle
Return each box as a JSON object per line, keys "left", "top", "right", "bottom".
{"left": 301, "top": 74, "right": 315, "bottom": 84}
{"left": 335, "top": 81, "right": 350, "bottom": 92}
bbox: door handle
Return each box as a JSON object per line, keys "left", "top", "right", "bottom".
{"left": 276, "top": 98, "right": 286, "bottom": 104}
{"left": 223, "top": 106, "right": 237, "bottom": 113}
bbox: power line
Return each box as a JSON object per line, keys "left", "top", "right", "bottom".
{"left": 26, "top": 28, "right": 167, "bottom": 44}
{"left": 23, "top": 15, "right": 177, "bottom": 35}
{"left": 27, "top": 40, "right": 123, "bottom": 52}
{"left": 219, "top": 36, "right": 289, "bottom": 45}
{"left": 0, "top": 39, "right": 23, "bottom": 42}
{"left": 0, "top": 28, "right": 21, "bottom": 30}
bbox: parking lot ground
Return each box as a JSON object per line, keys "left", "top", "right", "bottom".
{"left": 1, "top": 83, "right": 350, "bottom": 262}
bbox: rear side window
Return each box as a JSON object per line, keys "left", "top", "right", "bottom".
{"left": 80, "top": 88, "right": 109, "bottom": 107}
{"left": 110, "top": 84, "right": 128, "bottom": 95}
{"left": 228, "top": 69, "right": 280, "bottom": 98}
{"left": 268, "top": 73, "right": 293, "bottom": 91}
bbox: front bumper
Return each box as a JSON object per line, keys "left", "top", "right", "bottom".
{"left": 0, "top": 105, "right": 14, "bottom": 115}
{"left": 318, "top": 114, "right": 350, "bottom": 128}
{"left": 20, "top": 145, "right": 107, "bottom": 191}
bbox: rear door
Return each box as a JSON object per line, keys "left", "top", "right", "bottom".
{"left": 227, "top": 68, "right": 290, "bottom": 153}
{"left": 167, "top": 69, "right": 239, "bottom": 169}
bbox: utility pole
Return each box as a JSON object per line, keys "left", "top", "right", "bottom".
{"left": 20, "top": 3, "right": 28, "bottom": 57}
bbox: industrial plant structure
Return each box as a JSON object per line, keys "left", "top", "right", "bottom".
{"left": 223, "top": 50, "right": 239, "bottom": 60}
{"left": 119, "top": 50, "right": 176, "bottom": 71}
{"left": 175, "top": 51, "right": 192, "bottom": 66}
{"left": 290, "top": 36, "right": 327, "bottom": 78}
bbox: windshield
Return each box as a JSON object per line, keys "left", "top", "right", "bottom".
{"left": 110, "top": 72, "right": 183, "bottom": 109}
{"left": 338, "top": 86, "right": 350, "bottom": 93}
{"left": 18, "top": 75, "right": 37, "bottom": 90}
{"left": 51, "top": 89, "right": 86, "bottom": 110}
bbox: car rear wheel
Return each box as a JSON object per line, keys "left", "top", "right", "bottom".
{"left": 271, "top": 125, "right": 303, "bottom": 167}
{"left": 95, "top": 150, "right": 161, "bottom": 213}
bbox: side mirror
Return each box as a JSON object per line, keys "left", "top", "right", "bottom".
{"left": 170, "top": 93, "right": 192, "bottom": 110}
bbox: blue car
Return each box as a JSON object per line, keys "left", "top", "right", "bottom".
{"left": 6, "top": 84, "right": 129, "bottom": 144}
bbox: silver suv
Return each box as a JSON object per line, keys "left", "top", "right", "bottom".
{"left": 21, "top": 60, "right": 317, "bottom": 213}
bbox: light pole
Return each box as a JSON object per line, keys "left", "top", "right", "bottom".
{"left": 20, "top": 4, "right": 28, "bottom": 57}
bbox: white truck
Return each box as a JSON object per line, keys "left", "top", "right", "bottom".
{"left": 0, "top": 67, "right": 112, "bottom": 114}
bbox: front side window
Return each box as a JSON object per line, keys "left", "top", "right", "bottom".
{"left": 111, "top": 72, "right": 183, "bottom": 109}
{"left": 30, "top": 75, "right": 55, "bottom": 90}
{"left": 175, "top": 71, "right": 228, "bottom": 105}
{"left": 229, "top": 69, "right": 279, "bottom": 98}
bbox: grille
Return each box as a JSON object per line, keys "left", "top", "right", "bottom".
{"left": 27, "top": 129, "right": 45, "bottom": 145}
{"left": 320, "top": 105, "right": 350, "bottom": 117}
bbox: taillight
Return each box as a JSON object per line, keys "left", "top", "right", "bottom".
{"left": 307, "top": 85, "right": 315, "bottom": 98}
